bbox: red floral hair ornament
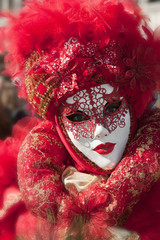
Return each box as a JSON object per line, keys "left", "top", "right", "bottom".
{"left": 2, "top": 0, "right": 160, "bottom": 121}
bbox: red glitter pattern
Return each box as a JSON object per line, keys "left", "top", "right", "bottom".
{"left": 61, "top": 85, "right": 128, "bottom": 140}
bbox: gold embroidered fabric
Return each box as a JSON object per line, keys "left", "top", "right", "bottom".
{"left": 18, "top": 120, "right": 69, "bottom": 221}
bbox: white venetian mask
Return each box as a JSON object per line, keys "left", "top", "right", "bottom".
{"left": 60, "top": 84, "right": 131, "bottom": 170}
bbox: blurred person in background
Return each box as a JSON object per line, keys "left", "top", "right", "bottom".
{"left": 0, "top": 76, "right": 12, "bottom": 139}
{"left": 0, "top": 74, "right": 29, "bottom": 139}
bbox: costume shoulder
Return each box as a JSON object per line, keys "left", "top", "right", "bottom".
{"left": 124, "top": 108, "right": 160, "bottom": 239}
{"left": 18, "top": 120, "right": 70, "bottom": 220}
{"left": 104, "top": 107, "right": 160, "bottom": 224}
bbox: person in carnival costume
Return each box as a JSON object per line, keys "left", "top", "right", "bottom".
{"left": 1, "top": 0, "right": 160, "bottom": 239}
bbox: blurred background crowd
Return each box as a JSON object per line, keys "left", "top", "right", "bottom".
{"left": 0, "top": 0, "right": 160, "bottom": 140}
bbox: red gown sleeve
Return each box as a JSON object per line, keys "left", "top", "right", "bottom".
{"left": 17, "top": 120, "right": 70, "bottom": 221}
{"left": 124, "top": 108, "right": 160, "bottom": 239}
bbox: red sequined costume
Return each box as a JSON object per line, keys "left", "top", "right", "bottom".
{"left": 1, "top": 0, "right": 160, "bottom": 239}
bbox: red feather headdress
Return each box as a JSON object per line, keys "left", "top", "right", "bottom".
{"left": 2, "top": 0, "right": 160, "bottom": 120}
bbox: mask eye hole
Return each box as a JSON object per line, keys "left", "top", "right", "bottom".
{"left": 66, "top": 111, "right": 90, "bottom": 122}
{"left": 104, "top": 101, "right": 121, "bottom": 116}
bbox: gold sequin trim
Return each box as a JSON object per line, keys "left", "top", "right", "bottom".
{"left": 25, "top": 51, "right": 56, "bottom": 119}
